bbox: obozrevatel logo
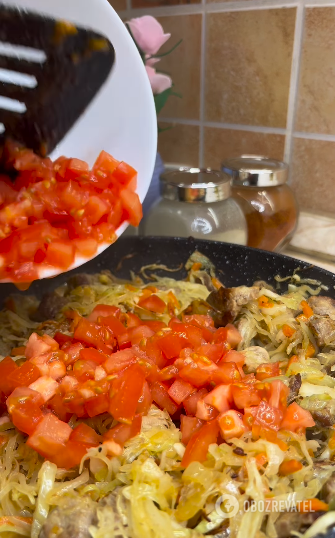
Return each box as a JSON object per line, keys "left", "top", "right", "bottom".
{"left": 215, "top": 495, "right": 239, "bottom": 519}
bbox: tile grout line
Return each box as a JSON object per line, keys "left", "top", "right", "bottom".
{"left": 199, "top": 2, "right": 206, "bottom": 167}
{"left": 283, "top": 0, "right": 305, "bottom": 170}
{"left": 159, "top": 117, "right": 287, "bottom": 134}
{"left": 125, "top": 0, "right": 132, "bottom": 19}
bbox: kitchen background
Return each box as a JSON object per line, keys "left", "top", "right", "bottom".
{"left": 109, "top": 0, "right": 335, "bottom": 265}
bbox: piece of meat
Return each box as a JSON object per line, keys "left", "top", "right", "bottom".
{"left": 207, "top": 286, "right": 259, "bottom": 326}
{"left": 32, "top": 292, "right": 69, "bottom": 322}
{"left": 67, "top": 273, "right": 96, "bottom": 290}
{"left": 39, "top": 496, "right": 97, "bottom": 538}
{"left": 310, "top": 316, "right": 335, "bottom": 347}
{"left": 287, "top": 374, "right": 302, "bottom": 405}
{"left": 274, "top": 511, "right": 324, "bottom": 538}
{"left": 308, "top": 296, "right": 335, "bottom": 319}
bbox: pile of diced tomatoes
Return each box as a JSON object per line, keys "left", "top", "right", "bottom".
{"left": 0, "top": 140, "right": 142, "bottom": 283}
{"left": 0, "top": 296, "right": 315, "bottom": 470}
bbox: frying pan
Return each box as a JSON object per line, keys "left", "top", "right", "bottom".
{"left": 1, "top": 236, "right": 335, "bottom": 305}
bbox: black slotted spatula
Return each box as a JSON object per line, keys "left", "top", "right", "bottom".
{"left": 0, "top": 4, "right": 115, "bottom": 156}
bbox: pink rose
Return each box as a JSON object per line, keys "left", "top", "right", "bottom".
{"left": 145, "top": 66, "right": 172, "bottom": 95}
{"left": 127, "top": 16, "right": 171, "bottom": 56}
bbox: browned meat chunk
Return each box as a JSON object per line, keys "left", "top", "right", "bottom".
{"left": 39, "top": 496, "right": 97, "bottom": 538}
{"left": 310, "top": 316, "right": 335, "bottom": 347}
{"left": 308, "top": 296, "right": 335, "bottom": 318}
{"left": 32, "top": 292, "right": 69, "bottom": 322}
{"left": 207, "top": 286, "right": 259, "bottom": 326}
{"left": 287, "top": 373, "right": 302, "bottom": 404}
{"left": 274, "top": 511, "right": 324, "bottom": 538}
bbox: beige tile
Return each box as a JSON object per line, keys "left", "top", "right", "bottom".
{"left": 158, "top": 122, "right": 199, "bottom": 166}
{"left": 291, "top": 138, "right": 335, "bottom": 213}
{"left": 156, "top": 15, "right": 201, "bottom": 120}
{"left": 296, "top": 8, "right": 335, "bottom": 134}
{"left": 204, "top": 127, "right": 285, "bottom": 169}
{"left": 209, "top": 0, "right": 253, "bottom": 3}
{"left": 132, "top": 0, "right": 199, "bottom": 9}
{"left": 107, "top": 0, "right": 126, "bottom": 12}
{"left": 205, "top": 9, "right": 296, "bottom": 127}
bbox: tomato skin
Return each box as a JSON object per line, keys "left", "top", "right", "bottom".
{"left": 181, "top": 420, "right": 219, "bottom": 467}
{"left": 157, "top": 334, "right": 188, "bottom": 361}
{"left": 11, "top": 401, "right": 44, "bottom": 435}
{"left": 281, "top": 402, "right": 315, "bottom": 432}
{"left": 7, "top": 386, "right": 44, "bottom": 412}
{"left": 138, "top": 294, "right": 166, "bottom": 314}
{"left": 210, "top": 362, "right": 241, "bottom": 385}
{"left": 51, "top": 440, "right": 88, "bottom": 469}
{"left": 88, "top": 304, "right": 121, "bottom": 322}
{"left": 109, "top": 363, "right": 145, "bottom": 424}
{"left": 144, "top": 321, "right": 167, "bottom": 333}
{"left": 27, "top": 414, "right": 72, "bottom": 458}
{"left": 85, "top": 393, "right": 109, "bottom": 417}
{"left": 151, "top": 381, "right": 179, "bottom": 416}
{"left": 53, "top": 332, "right": 72, "bottom": 347}
{"left": 168, "top": 379, "right": 195, "bottom": 405}
{"left": 196, "top": 344, "right": 223, "bottom": 364}
{"left": 0, "top": 357, "right": 18, "bottom": 395}
{"left": 180, "top": 415, "right": 204, "bottom": 445}
{"left": 48, "top": 394, "right": 72, "bottom": 422}
{"left": 74, "top": 318, "right": 114, "bottom": 353}
{"left": 80, "top": 348, "right": 108, "bottom": 366}
{"left": 183, "top": 388, "right": 208, "bottom": 416}
{"left": 112, "top": 161, "right": 137, "bottom": 191}
{"left": 103, "top": 415, "right": 142, "bottom": 446}
{"left": 70, "top": 423, "right": 101, "bottom": 447}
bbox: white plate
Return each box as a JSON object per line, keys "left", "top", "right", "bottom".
{"left": 0, "top": 0, "right": 157, "bottom": 282}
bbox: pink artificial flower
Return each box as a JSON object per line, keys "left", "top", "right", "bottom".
{"left": 145, "top": 66, "right": 172, "bottom": 95}
{"left": 127, "top": 16, "right": 171, "bottom": 56}
{"left": 145, "top": 54, "right": 160, "bottom": 67}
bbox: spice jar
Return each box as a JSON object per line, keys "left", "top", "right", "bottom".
{"left": 222, "top": 156, "right": 298, "bottom": 252}
{"left": 141, "top": 168, "right": 247, "bottom": 244}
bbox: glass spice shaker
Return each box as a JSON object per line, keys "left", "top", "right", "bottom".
{"left": 222, "top": 155, "right": 299, "bottom": 252}
{"left": 141, "top": 168, "right": 247, "bottom": 245}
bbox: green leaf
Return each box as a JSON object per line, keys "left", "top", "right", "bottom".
{"left": 158, "top": 124, "right": 173, "bottom": 134}
{"left": 154, "top": 87, "right": 173, "bottom": 115}
{"left": 148, "top": 39, "right": 183, "bottom": 59}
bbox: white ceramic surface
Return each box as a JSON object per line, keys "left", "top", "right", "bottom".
{"left": 0, "top": 0, "right": 157, "bottom": 282}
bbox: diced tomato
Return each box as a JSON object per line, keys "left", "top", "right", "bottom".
{"left": 27, "top": 414, "right": 72, "bottom": 458}
{"left": 220, "top": 350, "right": 245, "bottom": 366}
{"left": 281, "top": 402, "right": 315, "bottom": 432}
{"left": 48, "top": 394, "right": 71, "bottom": 422}
{"left": 268, "top": 380, "right": 289, "bottom": 412}
{"left": 151, "top": 381, "right": 179, "bottom": 416}
{"left": 25, "top": 333, "right": 58, "bottom": 360}
{"left": 112, "top": 161, "right": 137, "bottom": 191}
{"left": 48, "top": 360, "right": 66, "bottom": 380}
{"left": 128, "top": 325, "right": 155, "bottom": 345}
{"left": 29, "top": 376, "right": 58, "bottom": 402}
{"left": 144, "top": 321, "right": 166, "bottom": 332}
{"left": 93, "top": 150, "right": 119, "bottom": 175}
{"left": 0, "top": 357, "right": 18, "bottom": 395}
{"left": 218, "top": 410, "right": 247, "bottom": 441}
{"left": 72, "top": 360, "right": 96, "bottom": 382}
{"left": 196, "top": 343, "right": 223, "bottom": 364}
{"left": 53, "top": 332, "right": 72, "bottom": 347}
{"left": 171, "top": 322, "right": 204, "bottom": 349}
{"left": 10, "top": 400, "right": 44, "bottom": 435}
{"left": 211, "top": 362, "right": 241, "bottom": 385}
{"left": 183, "top": 388, "right": 208, "bottom": 416}
{"left": 85, "top": 196, "right": 110, "bottom": 225}
{"left": 109, "top": 363, "right": 145, "bottom": 424}
{"left": 74, "top": 318, "right": 114, "bottom": 353}
{"left": 145, "top": 340, "right": 166, "bottom": 369}
{"left": 51, "top": 440, "right": 88, "bottom": 469}
{"left": 70, "top": 423, "right": 101, "bottom": 447}
{"left": 45, "top": 241, "right": 75, "bottom": 269}
{"left": 256, "top": 362, "right": 280, "bottom": 381}
{"left": 103, "top": 349, "right": 135, "bottom": 374}
{"left": 225, "top": 324, "right": 243, "bottom": 347}
{"left": 7, "top": 386, "right": 44, "bottom": 412}
{"left": 252, "top": 401, "right": 283, "bottom": 431}
{"left": 179, "top": 364, "right": 211, "bottom": 388}
{"left": 63, "top": 342, "right": 84, "bottom": 364}
{"left": 119, "top": 189, "right": 142, "bottom": 227}
{"left": 63, "top": 390, "right": 86, "bottom": 417}
{"left": 85, "top": 393, "right": 109, "bottom": 417}
{"left": 204, "top": 385, "right": 232, "bottom": 413}
{"left": 80, "top": 348, "right": 108, "bottom": 366}
{"left": 180, "top": 415, "right": 204, "bottom": 445}
{"left": 7, "top": 361, "right": 40, "bottom": 387}
{"left": 88, "top": 304, "right": 121, "bottom": 322}
{"left": 232, "top": 383, "right": 261, "bottom": 409}
{"left": 168, "top": 379, "right": 195, "bottom": 405}
{"left": 136, "top": 381, "right": 152, "bottom": 415}
{"left": 103, "top": 415, "right": 142, "bottom": 446}
{"left": 157, "top": 333, "right": 188, "bottom": 361}
{"left": 196, "top": 400, "right": 218, "bottom": 421}
{"left": 181, "top": 420, "right": 219, "bottom": 467}
{"left": 138, "top": 294, "right": 166, "bottom": 314}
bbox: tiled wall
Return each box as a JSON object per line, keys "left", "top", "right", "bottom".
{"left": 109, "top": 0, "right": 335, "bottom": 215}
